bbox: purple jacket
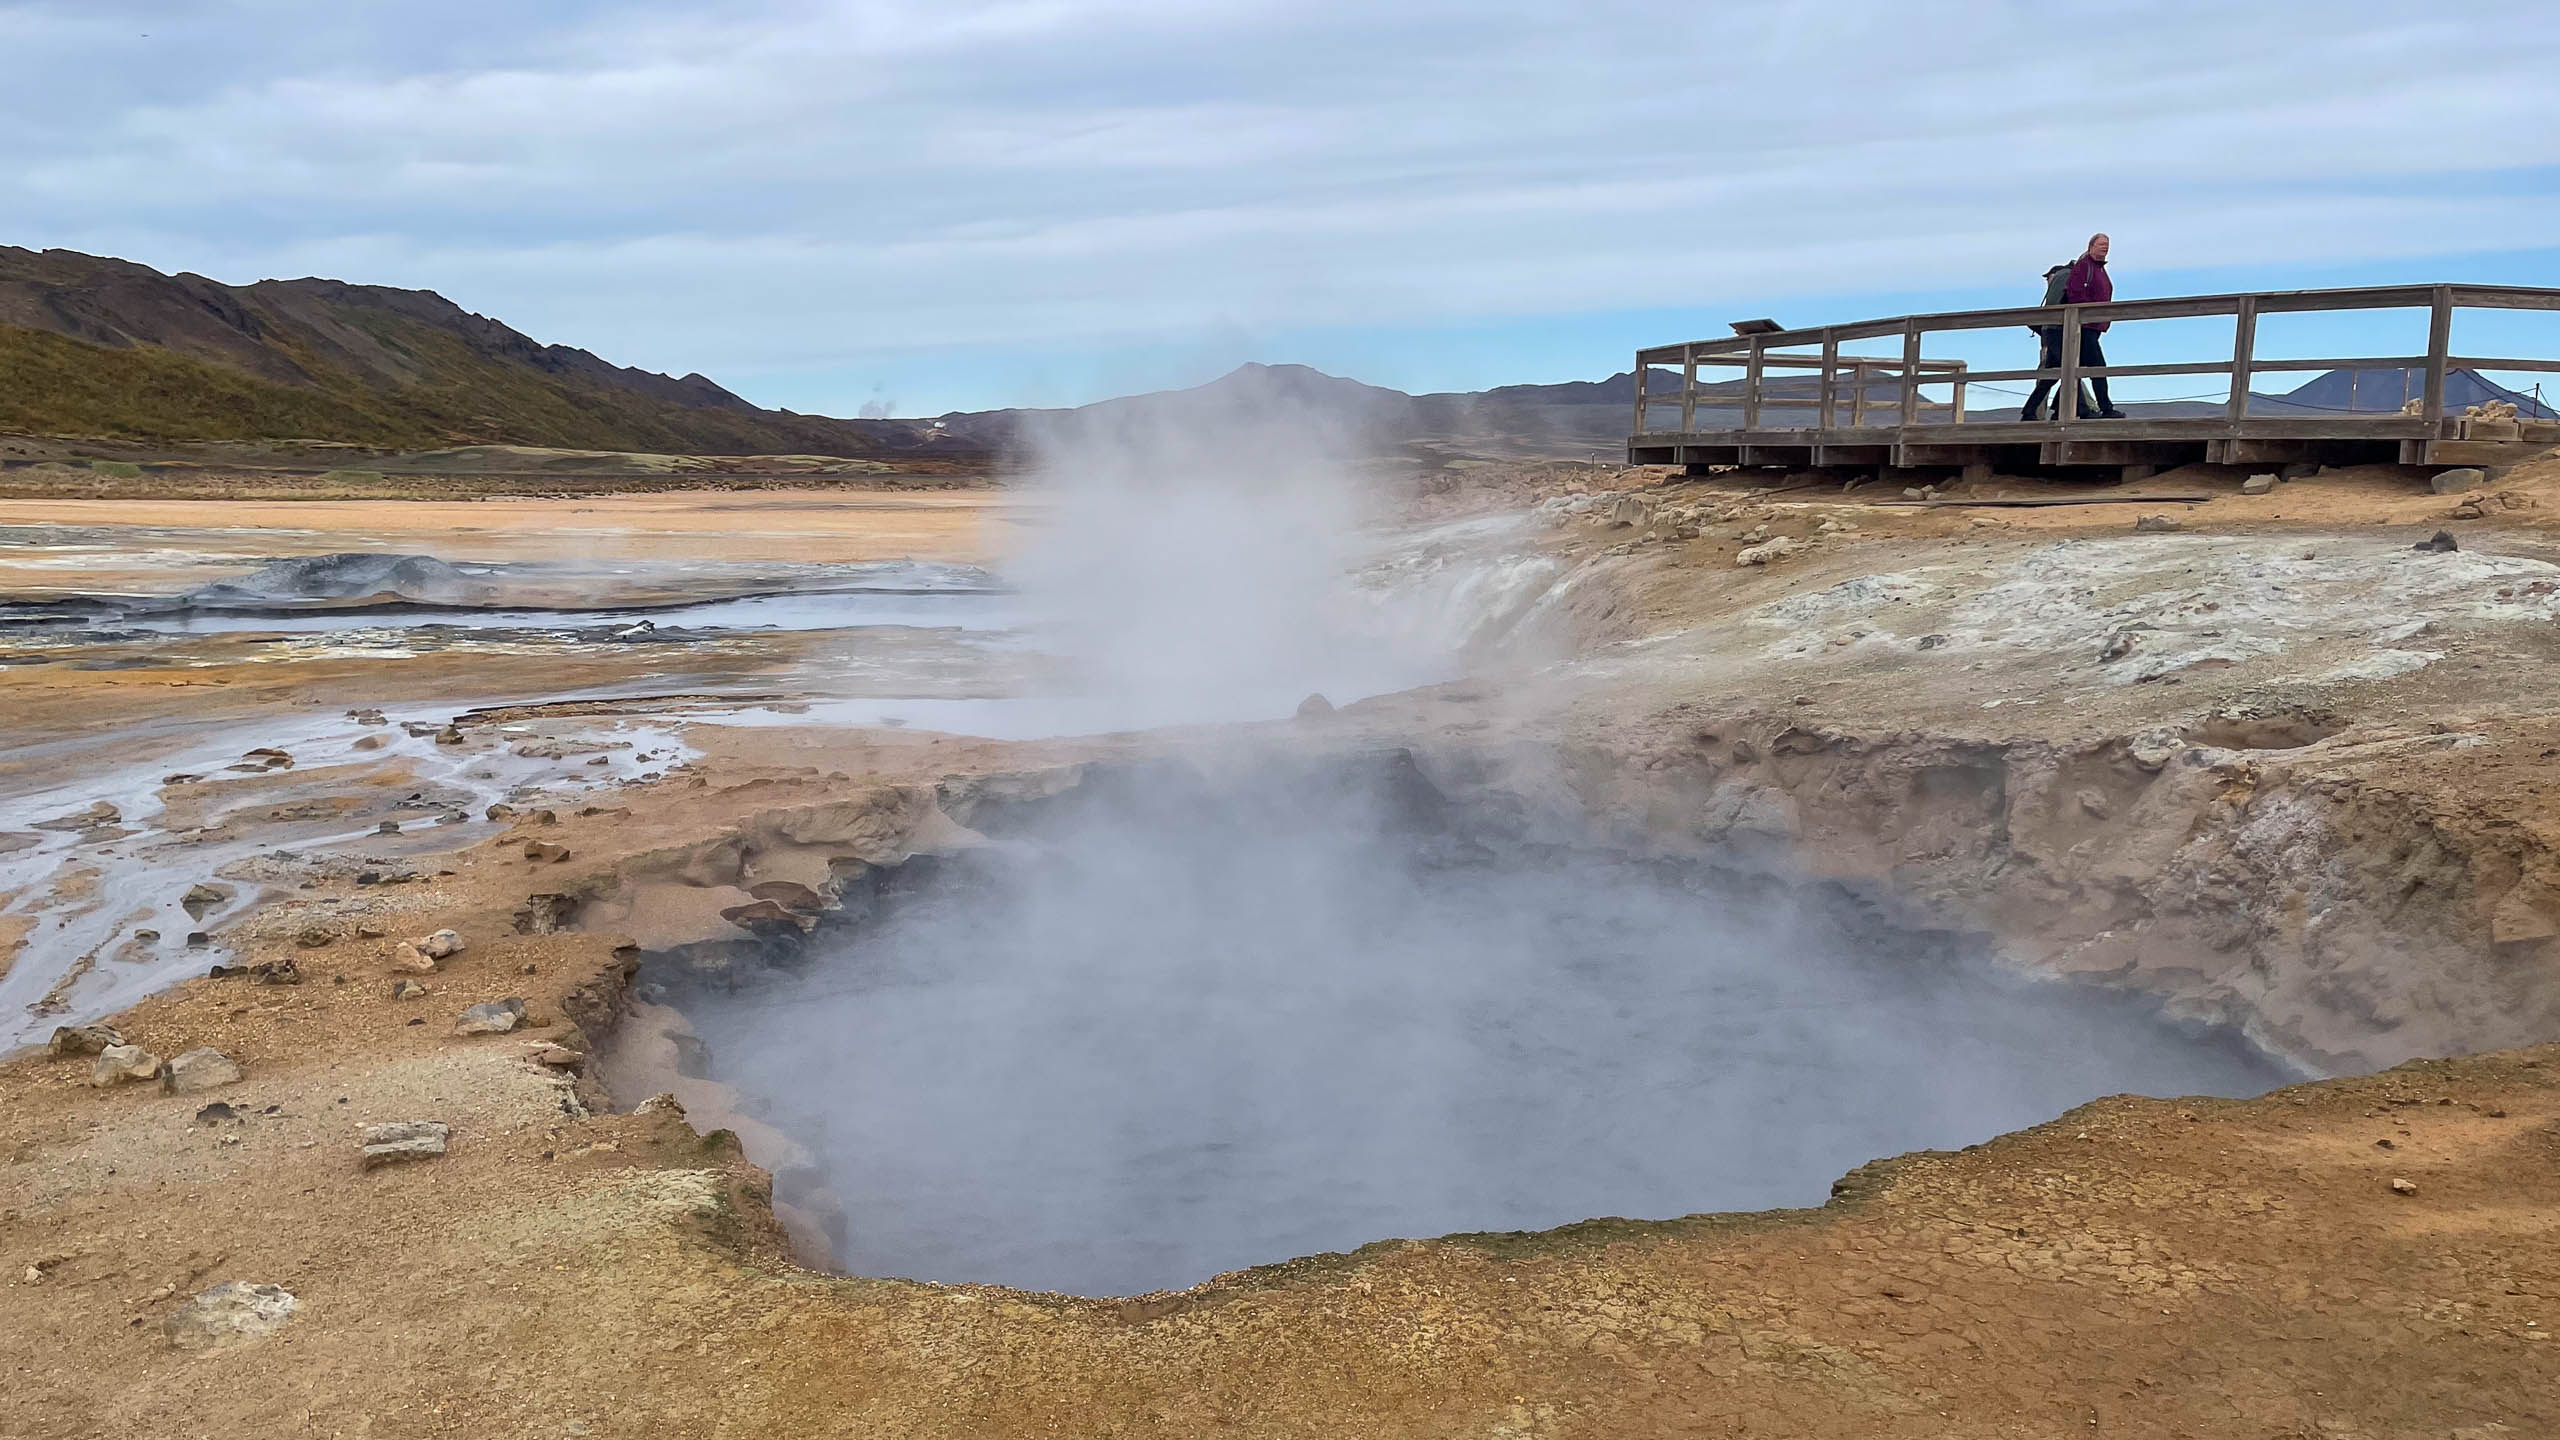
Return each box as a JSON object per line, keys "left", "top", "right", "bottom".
{"left": 2066, "top": 254, "right": 2113, "bottom": 332}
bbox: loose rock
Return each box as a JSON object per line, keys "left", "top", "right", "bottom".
{"left": 523, "top": 840, "right": 570, "bottom": 863}
{"left": 414, "top": 928, "right": 466, "bottom": 960}
{"left": 48, "top": 1024, "right": 122, "bottom": 1057}
{"left": 389, "top": 978, "right": 426, "bottom": 999}
{"left": 1736, "top": 536, "right": 1809, "bottom": 567}
{"left": 513, "top": 893, "right": 580, "bottom": 935}
{"left": 2389, "top": 1177, "right": 2419, "bottom": 1195}
{"left": 2413, "top": 530, "right": 2459, "bottom": 554}
{"left": 360, "top": 1121, "right": 450, "bottom": 1168}
{"left": 162, "top": 1047, "right": 243, "bottom": 1094}
{"left": 453, "top": 998, "right": 529, "bottom": 1035}
{"left": 2430, "top": 467, "right": 2486, "bottom": 495}
{"left": 2133, "top": 514, "right": 2182, "bottom": 533}
{"left": 388, "top": 943, "right": 438, "bottom": 974}
{"left": 89, "top": 1044, "right": 163, "bottom": 1087}
{"left": 2241, "top": 473, "right": 2277, "bottom": 495}
{"left": 165, "top": 1282, "right": 299, "bottom": 1350}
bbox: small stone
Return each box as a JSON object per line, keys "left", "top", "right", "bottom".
{"left": 89, "top": 1044, "right": 163, "bottom": 1087}
{"left": 2240, "top": 473, "right": 2277, "bottom": 495}
{"left": 162, "top": 1047, "right": 243, "bottom": 1094}
{"left": 195, "top": 1101, "right": 240, "bottom": 1123}
{"left": 49, "top": 1024, "right": 122, "bottom": 1057}
{"left": 530, "top": 1045, "right": 585, "bottom": 1068}
{"left": 2451, "top": 500, "right": 2485, "bottom": 520}
{"left": 360, "top": 1120, "right": 450, "bottom": 1168}
{"left": 1915, "top": 634, "right": 1948, "bottom": 651}
{"left": 2133, "top": 514, "right": 2182, "bottom": 533}
{"left": 390, "top": 978, "right": 426, "bottom": 999}
{"left": 434, "top": 726, "right": 464, "bottom": 745}
{"left": 2278, "top": 461, "right": 2318, "bottom": 480}
{"left": 2076, "top": 788, "right": 2112, "bottom": 820}
{"left": 523, "top": 840, "right": 569, "bottom": 863}
{"left": 389, "top": 943, "right": 438, "bottom": 974}
{"left": 454, "top": 998, "right": 529, "bottom": 1035}
{"left": 414, "top": 928, "right": 466, "bottom": 960}
{"left": 165, "top": 1281, "right": 299, "bottom": 1350}
{"left": 180, "top": 883, "right": 230, "bottom": 919}
{"left": 2389, "top": 1177, "right": 2419, "bottom": 1195}
{"left": 2099, "top": 629, "right": 2139, "bottom": 663}
{"left": 1296, "top": 692, "right": 1335, "bottom": 718}
{"left": 294, "top": 925, "right": 337, "bottom": 949}
{"left": 2414, "top": 530, "right": 2459, "bottom": 554}
{"left": 486, "top": 802, "right": 517, "bottom": 821}
{"left": 2430, "top": 467, "right": 2486, "bottom": 495}
{"left": 375, "top": 820, "right": 401, "bottom": 835}
{"left": 351, "top": 735, "right": 387, "bottom": 751}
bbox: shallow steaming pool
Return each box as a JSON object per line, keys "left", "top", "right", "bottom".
{"left": 653, "top": 754, "right": 2294, "bottom": 1297}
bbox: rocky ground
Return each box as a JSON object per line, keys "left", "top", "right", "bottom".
{"left": 6, "top": 458, "right": 2560, "bottom": 1436}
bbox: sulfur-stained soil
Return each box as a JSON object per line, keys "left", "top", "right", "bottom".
{"left": 6, "top": 459, "right": 2560, "bottom": 1436}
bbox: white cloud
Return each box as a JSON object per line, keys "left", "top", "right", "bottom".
{"left": 4, "top": 0, "right": 2556, "bottom": 410}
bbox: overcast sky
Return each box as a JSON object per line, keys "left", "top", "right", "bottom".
{"left": 7, "top": 1, "right": 2560, "bottom": 415}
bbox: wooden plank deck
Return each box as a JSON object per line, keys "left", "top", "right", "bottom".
{"left": 1628, "top": 282, "right": 2560, "bottom": 477}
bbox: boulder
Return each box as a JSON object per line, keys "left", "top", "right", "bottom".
{"left": 2414, "top": 530, "right": 2460, "bottom": 554}
{"left": 1736, "top": 536, "right": 1809, "bottom": 567}
{"left": 1296, "top": 692, "right": 1336, "bottom": 718}
{"left": 89, "top": 1044, "right": 163, "bottom": 1087}
{"left": 48, "top": 1024, "right": 122, "bottom": 1057}
{"left": 2430, "top": 467, "right": 2486, "bottom": 495}
{"left": 162, "top": 1048, "right": 243, "bottom": 1094}
{"left": 165, "top": 1281, "right": 299, "bottom": 1351}
{"left": 2240, "top": 473, "right": 2277, "bottom": 495}
{"left": 513, "top": 893, "right": 580, "bottom": 935}
{"left": 454, "top": 999, "right": 529, "bottom": 1036}
{"left": 360, "top": 1121, "right": 450, "bottom": 1168}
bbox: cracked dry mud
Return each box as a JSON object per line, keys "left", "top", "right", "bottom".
{"left": 7, "top": 461, "right": 2560, "bottom": 1437}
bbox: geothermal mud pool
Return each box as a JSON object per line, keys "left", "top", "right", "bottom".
{"left": 639, "top": 754, "right": 2295, "bottom": 1297}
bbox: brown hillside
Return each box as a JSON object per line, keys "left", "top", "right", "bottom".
{"left": 0, "top": 247, "right": 941, "bottom": 455}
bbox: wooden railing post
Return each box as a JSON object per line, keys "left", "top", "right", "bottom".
{"left": 1742, "top": 339, "right": 1764, "bottom": 430}
{"left": 1950, "top": 364, "right": 1968, "bottom": 426}
{"left": 1849, "top": 360, "right": 1868, "bottom": 427}
{"left": 2423, "top": 285, "right": 2454, "bottom": 433}
{"left": 1633, "top": 353, "right": 1647, "bottom": 435}
{"left": 2227, "top": 296, "right": 2258, "bottom": 423}
{"left": 1680, "top": 345, "right": 1697, "bottom": 435}
{"left": 1818, "top": 331, "right": 1839, "bottom": 430}
{"left": 1899, "top": 322, "right": 1922, "bottom": 429}
{"left": 2056, "top": 304, "right": 2082, "bottom": 431}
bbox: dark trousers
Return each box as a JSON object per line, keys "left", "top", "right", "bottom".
{"left": 2022, "top": 330, "right": 2112, "bottom": 418}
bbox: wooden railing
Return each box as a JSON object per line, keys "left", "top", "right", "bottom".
{"left": 1633, "top": 283, "right": 2560, "bottom": 438}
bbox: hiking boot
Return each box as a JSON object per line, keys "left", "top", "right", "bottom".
{"left": 2097, "top": 408, "right": 2127, "bottom": 419}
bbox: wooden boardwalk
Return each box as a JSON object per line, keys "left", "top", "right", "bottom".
{"left": 1628, "top": 283, "right": 2560, "bottom": 480}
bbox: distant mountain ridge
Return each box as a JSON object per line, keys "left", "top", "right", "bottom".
{"left": 0, "top": 247, "right": 946, "bottom": 455}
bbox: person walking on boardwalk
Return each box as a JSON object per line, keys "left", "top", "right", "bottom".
{"left": 2022, "top": 233, "right": 2127, "bottom": 420}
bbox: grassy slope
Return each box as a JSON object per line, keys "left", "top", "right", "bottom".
{"left": 0, "top": 318, "right": 898, "bottom": 456}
